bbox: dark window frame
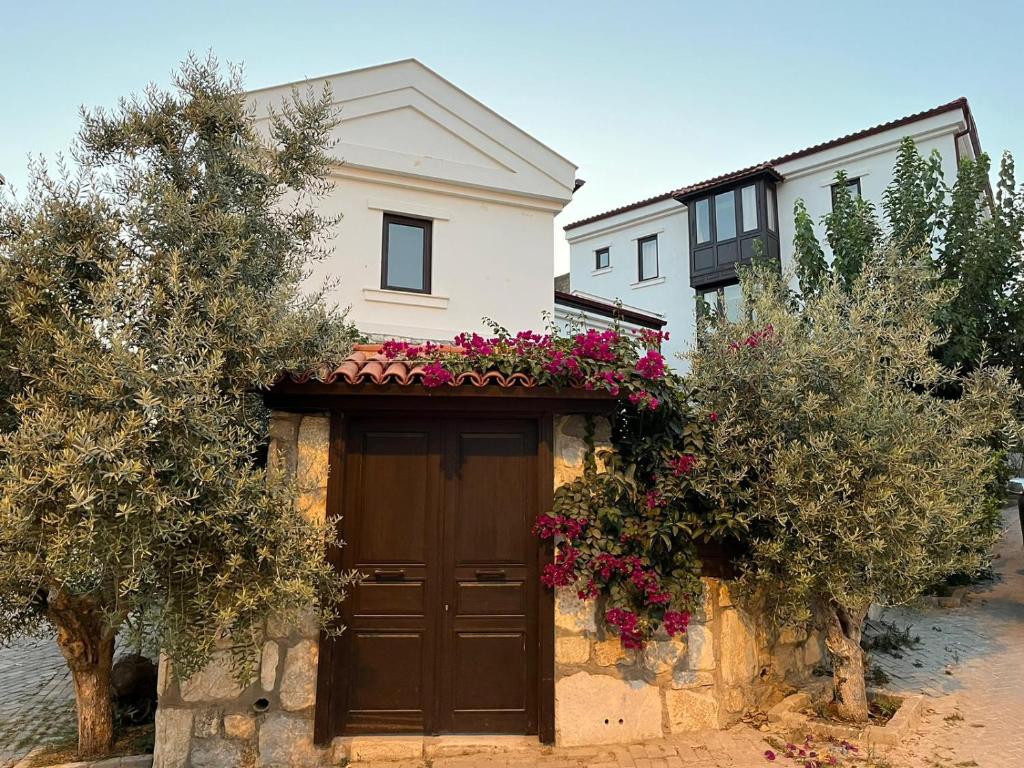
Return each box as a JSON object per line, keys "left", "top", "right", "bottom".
{"left": 637, "top": 234, "right": 659, "bottom": 282}
{"left": 695, "top": 279, "right": 742, "bottom": 319}
{"left": 595, "top": 247, "right": 610, "bottom": 270}
{"left": 830, "top": 177, "right": 862, "bottom": 208}
{"left": 381, "top": 212, "right": 433, "bottom": 294}
{"left": 712, "top": 190, "right": 738, "bottom": 243}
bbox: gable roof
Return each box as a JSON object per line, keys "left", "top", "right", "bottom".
{"left": 247, "top": 59, "right": 578, "bottom": 204}
{"left": 565, "top": 97, "right": 976, "bottom": 230}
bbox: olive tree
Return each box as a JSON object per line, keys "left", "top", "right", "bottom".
{"left": 689, "top": 256, "right": 1021, "bottom": 722}
{"left": 0, "top": 56, "right": 359, "bottom": 756}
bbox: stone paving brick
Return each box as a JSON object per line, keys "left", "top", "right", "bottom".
{"left": 0, "top": 635, "right": 76, "bottom": 768}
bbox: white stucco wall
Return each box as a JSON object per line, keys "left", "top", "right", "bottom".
{"left": 565, "top": 200, "right": 693, "bottom": 366}
{"left": 565, "top": 106, "right": 974, "bottom": 367}
{"left": 247, "top": 59, "right": 577, "bottom": 343}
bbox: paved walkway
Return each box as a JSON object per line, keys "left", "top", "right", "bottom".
{"left": 0, "top": 635, "right": 76, "bottom": 768}
{"left": 872, "top": 502, "right": 1024, "bottom": 768}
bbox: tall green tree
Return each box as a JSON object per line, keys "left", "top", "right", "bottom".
{"left": 690, "top": 259, "right": 1022, "bottom": 722}
{"left": 792, "top": 198, "right": 827, "bottom": 299}
{"left": 882, "top": 137, "right": 945, "bottom": 254}
{"left": 824, "top": 170, "right": 881, "bottom": 291}
{"left": 0, "top": 56, "right": 359, "bottom": 756}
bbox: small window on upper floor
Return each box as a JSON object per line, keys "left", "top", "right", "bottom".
{"left": 741, "top": 185, "right": 758, "bottom": 232}
{"left": 382, "top": 213, "right": 432, "bottom": 293}
{"left": 714, "top": 191, "right": 737, "bottom": 241}
{"left": 638, "top": 235, "right": 659, "bottom": 281}
{"left": 766, "top": 185, "right": 777, "bottom": 232}
{"left": 595, "top": 247, "right": 610, "bottom": 270}
{"left": 695, "top": 198, "right": 711, "bottom": 244}
{"left": 831, "top": 176, "right": 862, "bottom": 208}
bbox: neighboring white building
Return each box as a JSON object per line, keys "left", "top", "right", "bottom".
{"left": 248, "top": 59, "right": 580, "bottom": 342}
{"left": 563, "top": 98, "right": 982, "bottom": 365}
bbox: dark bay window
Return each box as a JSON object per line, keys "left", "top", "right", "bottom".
{"left": 681, "top": 168, "right": 782, "bottom": 290}
{"left": 637, "top": 235, "right": 659, "bottom": 281}
{"left": 831, "top": 176, "right": 862, "bottom": 207}
{"left": 595, "top": 247, "right": 610, "bottom": 270}
{"left": 381, "top": 213, "right": 432, "bottom": 293}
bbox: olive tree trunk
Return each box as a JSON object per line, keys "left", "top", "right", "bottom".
{"left": 47, "top": 589, "right": 116, "bottom": 758}
{"left": 823, "top": 600, "right": 869, "bottom": 722}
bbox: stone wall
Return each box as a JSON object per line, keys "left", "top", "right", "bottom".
{"left": 153, "top": 412, "right": 338, "bottom": 768}
{"left": 151, "top": 410, "right": 825, "bottom": 766}
{"left": 551, "top": 414, "right": 825, "bottom": 747}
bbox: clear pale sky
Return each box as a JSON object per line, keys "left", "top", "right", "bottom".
{"left": 3, "top": 0, "right": 1021, "bottom": 275}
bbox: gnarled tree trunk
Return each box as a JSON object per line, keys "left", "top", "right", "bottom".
{"left": 823, "top": 600, "right": 869, "bottom": 722}
{"left": 47, "top": 589, "right": 116, "bottom": 758}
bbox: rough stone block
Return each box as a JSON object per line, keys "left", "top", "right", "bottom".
{"left": 261, "top": 640, "right": 280, "bottom": 691}
{"left": 157, "top": 653, "right": 172, "bottom": 699}
{"left": 695, "top": 579, "right": 718, "bottom": 622}
{"left": 258, "top": 713, "right": 320, "bottom": 767}
{"left": 193, "top": 707, "right": 221, "bottom": 738}
{"left": 191, "top": 737, "right": 243, "bottom": 768}
{"left": 718, "top": 581, "right": 734, "bottom": 608}
{"left": 554, "top": 671, "right": 663, "bottom": 747}
{"left": 666, "top": 688, "right": 720, "bottom": 732}
{"left": 641, "top": 638, "right": 686, "bottom": 675}
{"left": 153, "top": 708, "right": 194, "bottom": 768}
{"left": 296, "top": 415, "right": 330, "bottom": 523}
{"left": 348, "top": 735, "right": 424, "bottom": 761}
{"left": 555, "top": 636, "right": 590, "bottom": 665}
{"left": 592, "top": 639, "right": 628, "bottom": 667}
{"left": 686, "top": 623, "right": 715, "bottom": 671}
{"left": 224, "top": 713, "right": 257, "bottom": 741}
{"left": 280, "top": 639, "right": 318, "bottom": 711}
{"left": 671, "top": 670, "right": 715, "bottom": 689}
{"left": 180, "top": 651, "right": 252, "bottom": 703}
{"left": 555, "top": 590, "right": 597, "bottom": 634}
{"left": 718, "top": 609, "right": 758, "bottom": 686}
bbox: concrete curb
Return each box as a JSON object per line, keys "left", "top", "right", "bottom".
{"left": 11, "top": 751, "right": 152, "bottom": 768}
{"left": 767, "top": 689, "right": 924, "bottom": 747}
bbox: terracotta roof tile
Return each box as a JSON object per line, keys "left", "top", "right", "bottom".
{"left": 563, "top": 98, "right": 973, "bottom": 231}
{"left": 286, "top": 344, "right": 542, "bottom": 389}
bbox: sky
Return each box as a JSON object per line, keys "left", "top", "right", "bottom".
{"left": 3, "top": 0, "right": 1022, "bottom": 275}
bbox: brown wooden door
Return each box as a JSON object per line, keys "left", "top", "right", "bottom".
{"left": 329, "top": 416, "right": 540, "bottom": 736}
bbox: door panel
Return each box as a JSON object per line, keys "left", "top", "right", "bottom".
{"left": 440, "top": 420, "right": 539, "bottom": 734}
{"left": 337, "top": 420, "right": 441, "bottom": 734}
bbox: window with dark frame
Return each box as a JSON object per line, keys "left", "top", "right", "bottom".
{"left": 381, "top": 213, "right": 432, "bottom": 293}
{"left": 595, "top": 247, "right": 610, "bottom": 270}
{"left": 637, "top": 235, "right": 659, "bottom": 282}
{"left": 830, "top": 177, "right": 862, "bottom": 208}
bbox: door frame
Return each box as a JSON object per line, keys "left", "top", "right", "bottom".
{"left": 310, "top": 402, "right": 557, "bottom": 744}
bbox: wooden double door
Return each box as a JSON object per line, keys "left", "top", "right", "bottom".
{"left": 319, "top": 414, "right": 547, "bottom": 738}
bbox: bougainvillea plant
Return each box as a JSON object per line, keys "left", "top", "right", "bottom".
{"left": 378, "top": 323, "right": 750, "bottom": 648}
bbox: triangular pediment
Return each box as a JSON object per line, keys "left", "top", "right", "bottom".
{"left": 247, "top": 59, "right": 577, "bottom": 204}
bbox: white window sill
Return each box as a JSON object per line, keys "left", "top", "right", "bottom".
{"left": 591, "top": 266, "right": 613, "bottom": 276}
{"left": 630, "top": 276, "right": 666, "bottom": 289}
{"left": 362, "top": 287, "right": 449, "bottom": 309}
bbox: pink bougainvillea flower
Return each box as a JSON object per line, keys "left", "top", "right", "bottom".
{"left": 420, "top": 360, "right": 453, "bottom": 388}
{"left": 708, "top": 411, "right": 719, "bottom": 423}
{"left": 669, "top": 454, "right": 698, "bottom": 476}
{"left": 764, "top": 750, "right": 776, "bottom": 762}
{"left": 663, "top": 611, "right": 690, "bottom": 637}
{"left": 635, "top": 349, "right": 666, "bottom": 380}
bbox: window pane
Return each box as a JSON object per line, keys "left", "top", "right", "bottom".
{"left": 722, "top": 283, "right": 742, "bottom": 322}
{"left": 695, "top": 199, "right": 711, "bottom": 244}
{"left": 715, "top": 191, "right": 736, "bottom": 241}
{"left": 386, "top": 222, "right": 425, "bottom": 291}
{"left": 848, "top": 178, "right": 861, "bottom": 197}
{"left": 639, "top": 237, "right": 658, "bottom": 280}
{"left": 596, "top": 248, "right": 609, "bottom": 270}
{"left": 697, "top": 289, "right": 718, "bottom": 315}
{"left": 766, "top": 186, "right": 777, "bottom": 232}
{"left": 741, "top": 185, "right": 757, "bottom": 232}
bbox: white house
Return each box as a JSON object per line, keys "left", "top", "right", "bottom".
{"left": 562, "top": 98, "right": 982, "bottom": 364}
{"left": 247, "top": 59, "right": 580, "bottom": 342}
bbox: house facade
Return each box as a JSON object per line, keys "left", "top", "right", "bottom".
{"left": 247, "top": 59, "right": 579, "bottom": 343}
{"left": 563, "top": 98, "right": 982, "bottom": 365}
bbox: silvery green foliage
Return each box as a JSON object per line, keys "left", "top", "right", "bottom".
{"left": 689, "top": 255, "right": 1023, "bottom": 625}
{"left": 0, "top": 54, "right": 359, "bottom": 677}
